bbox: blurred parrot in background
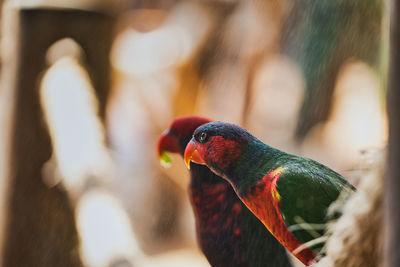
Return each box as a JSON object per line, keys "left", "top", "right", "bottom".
{"left": 157, "top": 116, "right": 292, "bottom": 267}
{"left": 184, "top": 121, "right": 356, "bottom": 266}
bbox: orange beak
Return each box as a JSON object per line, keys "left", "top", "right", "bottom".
{"left": 184, "top": 139, "right": 206, "bottom": 169}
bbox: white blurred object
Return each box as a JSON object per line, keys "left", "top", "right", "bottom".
{"left": 77, "top": 189, "right": 141, "bottom": 267}
{"left": 46, "top": 38, "right": 84, "bottom": 65}
{"left": 40, "top": 55, "right": 114, "bottom": 192}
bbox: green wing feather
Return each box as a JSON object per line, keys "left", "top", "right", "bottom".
{"left": 274, "top": 156, "right": 355, "bottom": 253}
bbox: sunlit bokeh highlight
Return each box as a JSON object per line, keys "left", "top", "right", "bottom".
{"left": 40, "top": 55, "right": 114, "bottom": 191}
{"left": 76, "top": 189, "right": 140, "bottom": 267}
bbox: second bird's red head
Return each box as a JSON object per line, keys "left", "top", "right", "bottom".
{"left": 157, "top": 116, "right": 212, "bottom": 166}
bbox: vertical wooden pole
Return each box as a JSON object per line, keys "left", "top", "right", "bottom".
{"left": 0, "top": 6, "right": 114, "bottom": 267}
{"left": 385, "top": 0, "right": 400, "bottom": 266}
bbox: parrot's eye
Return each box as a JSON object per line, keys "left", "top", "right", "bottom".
{"left": 198, "top": 132, "right": 208, "bottom": 143}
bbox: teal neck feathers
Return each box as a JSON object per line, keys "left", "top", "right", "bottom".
{"left": 232, "top": 139, "right": 284, "bottom": 194}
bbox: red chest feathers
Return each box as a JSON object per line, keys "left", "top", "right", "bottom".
{"left": 241, "top": 168, "right": 316, "bottom": 265}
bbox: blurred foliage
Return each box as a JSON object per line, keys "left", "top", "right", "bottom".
{"left": 282, "top": 0, "right": 383, "bottom": 139}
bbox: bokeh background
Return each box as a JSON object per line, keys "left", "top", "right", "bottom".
{"left": 0, "top": 0, "right": 388, "bottom": 266}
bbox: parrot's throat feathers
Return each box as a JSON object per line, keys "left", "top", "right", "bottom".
{"left": 203, "top": 136, "right": 244, "bottom": 178}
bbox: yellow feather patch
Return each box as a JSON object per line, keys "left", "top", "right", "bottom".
{"left": 272, "top": 189, "right": 281, "bottom": 201}
{"left": 270, "top": 167, "right": 287, "bottom": 202}
{"left": 272, "top": 166, "right": 287, "bottom": 177}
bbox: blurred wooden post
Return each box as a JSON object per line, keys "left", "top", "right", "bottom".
{"left": 385, "top": 0, "right": 400, "bottom": 266}
{"left": 0, "top": 6, "right": 114, "bottom": 267}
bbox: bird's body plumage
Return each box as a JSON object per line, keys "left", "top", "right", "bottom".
{"left": 189, "top": 163, "right": 292, "bottom": 267}
{"left": 158, "top": 117, "right": 292, "bottom": 267}
{"left": 185, "top": 121, "right": 356, "bottom": 266}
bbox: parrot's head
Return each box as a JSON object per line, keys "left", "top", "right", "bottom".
{"left": 157, "top": 116, "right": 212, "bottom": 167}
{"left": 184, "top": 121, "right": 254, "bottom": 179}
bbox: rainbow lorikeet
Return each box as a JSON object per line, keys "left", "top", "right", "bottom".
{"left": 184, "top": 121, "right": 356, "bottom": 266}
{"left": 158, "top": 117, "right": 292, "bottom": 267}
